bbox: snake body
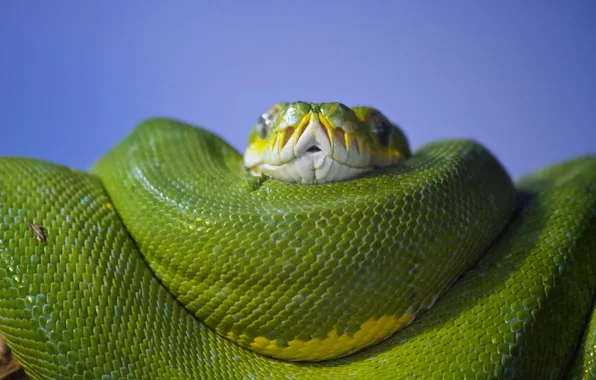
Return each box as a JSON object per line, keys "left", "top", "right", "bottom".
{"left": 0, "top": 104, "right": 595, "bottom": 379}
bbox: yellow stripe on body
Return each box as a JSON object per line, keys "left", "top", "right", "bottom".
{"left": 220, "top": 312, "right": 414, "bottom": 362}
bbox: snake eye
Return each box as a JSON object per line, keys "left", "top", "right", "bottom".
{"left": 368, "top": 111, "right": 392, "bottom": 146}
{"left": 255, "top": 104, "right": 283, "bottom": 139}
{"left": 255, "top": 115, "right": 271, "bottom": 139}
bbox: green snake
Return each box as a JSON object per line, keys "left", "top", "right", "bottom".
{"left": 0, "top": 101, "right": 595, "bottom": 379}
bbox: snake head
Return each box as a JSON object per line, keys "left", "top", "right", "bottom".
{"left": 243, "top": 102, "right": 411, "bottom": 184}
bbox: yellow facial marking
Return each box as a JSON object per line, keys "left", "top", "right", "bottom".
{"left": 293, "top": 112, "right": 311, "bottom": 141}
{"left": 221, "top": 312, "right": 414, "bottom": 362}
{"left": 281, "top": 127, "right": 294, "bottom": 149}
{"left": 317, "top": 114, "right": 337, "bottom": 143}
{"left": 251, "top": 138, "right": 269, "bottom": 156}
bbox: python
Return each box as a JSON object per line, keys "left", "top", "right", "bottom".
{"left": 0, "top": 102, "right": 595, "bottom": 379}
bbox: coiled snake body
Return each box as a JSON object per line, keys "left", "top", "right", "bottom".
{"left": 0, "top": 102, "right": 595, "bottom": 379}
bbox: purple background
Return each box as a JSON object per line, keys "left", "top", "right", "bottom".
{"left": 1, "top": 1, "right": 595, "bottom": 178}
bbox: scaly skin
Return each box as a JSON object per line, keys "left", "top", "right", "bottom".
{"left": 0, "top": 108, "right": 595, "bottom": 379}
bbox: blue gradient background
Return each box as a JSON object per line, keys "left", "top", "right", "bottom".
{"left": 1, "top": 2, "right": 594, "bottom": 178}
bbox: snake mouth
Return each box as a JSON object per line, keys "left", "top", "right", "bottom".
{"left": 251, "top": 152, "right": 373, "bottom": 185}
{"left": 245, "top": 113, "right": 376, "bottom": 184}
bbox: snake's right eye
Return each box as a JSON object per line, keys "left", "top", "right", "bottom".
{"left": 255, "top": 115, "right": 272, "bottom": 139}
{"left": 255, "top": 105, "right": 283, "bottom": 139}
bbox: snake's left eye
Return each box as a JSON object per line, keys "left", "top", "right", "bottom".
{"left": 368, "top": 112, "right": 392, "bottom": 146}
{"left": 255, "top": 105, "right": 282, "bottom": 139}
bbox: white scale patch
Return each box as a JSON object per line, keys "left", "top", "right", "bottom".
{"left": 260, "top": 151, "right": 372, "bottom": 185}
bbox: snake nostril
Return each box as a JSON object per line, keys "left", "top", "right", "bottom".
{"left": 306, "top": 146, "right": 321, "bottom": 153}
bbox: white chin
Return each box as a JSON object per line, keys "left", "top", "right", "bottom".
{"left": 255, "top": 152, "right": 373, "bottom": 185}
